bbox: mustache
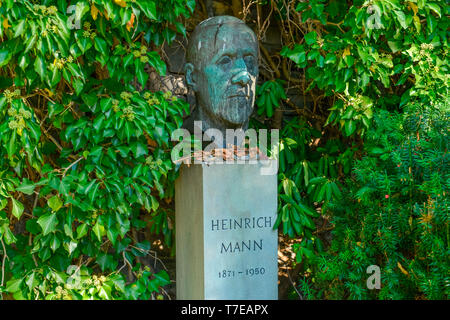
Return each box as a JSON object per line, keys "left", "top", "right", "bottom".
{"left": 224, "top": 86, "right": 252, "bottom": 98}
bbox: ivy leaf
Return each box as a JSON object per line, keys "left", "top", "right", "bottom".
{"left": 289, "top": 48, "right": 306, "bottom": 65}
{"left": 344, "top": 120, "right": 356, "bottom": 136}
{"left": 426, "top": 3, "right": 441, "bottom": 18}
{"left": 5, "top": 278, "right": 23, "bottom": 293}
{"left": 16, "top": 180, "right": 35, "bottom": 195}
{"left": 48, "top": 195, "right": 63, "bottom": 212}
{"left": 93, "top": 220, "right": 104, "bottom": 241}
{"left": 0, "top": 49, "right": 12, "bottom": 67}
{"left": 153, "top": 270, "right": 170, "bottom": 286}
{"left": 63, "top": 240, "right": 78, "bottom": 255}
{"left": 34, "top": 55, "right": 45, "bottom": 81}
{"left": 94, "top": 37, "right": 107, "bottom": 54}
{"left": 394, "top": 10, "right": 407, "bottom": 29}
{"left": 24, "top": 34, "right": 37, "bottom": 53}
{"left": 25, "top": 272, "right": 37, "bottom": 291}
{"left": 96, "top": 253, "right": 117, "bottom": 271}
{"left": 305, "top": 31, "right": 317, "bottom": 45}
{"left": 76, "top": 223, "right": 89, "bottom": 239}
{"left": 131, "top": 142, "right": 148, "bottom": 158}
{"left": 13, "top": 20, "right": 26, "bottom": 38}
{"left": 137, "top": 0, "right": 157, "bottom": 20}
{"left": 1, "top": 224, "right": 17, "bottom": 244}
{"left": 136, "top": 66, "right": 148, "bottom": 87}
{"left": 388, "top": 40, "right": 402, "bottom": 53}
{"left": 75, "top": 1, "right": 90, "bottom": 22}
{"left": 11, "top": 198, "right": 24, "bottom": 220}
{"left": 50, "top": 234, "right": 61, "bottom": 252}
{"left": 37, "top": 212, "right": 59, "bottom": 236}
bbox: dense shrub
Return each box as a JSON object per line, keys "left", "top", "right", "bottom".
{"left": 269, "top": 0, "right": 448, "bottom": 299}
{"left": 0, "top": 0, "right": 447, "bottom": 300}
{"left": 0, "top": 0, "right": 193, "bottom": 299}
{"left": 306, "top": 100, "right": 449, "bottom": 299}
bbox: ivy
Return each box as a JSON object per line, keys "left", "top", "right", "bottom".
{"left": 0, "top": 0, "right": 193, "bottom": 300}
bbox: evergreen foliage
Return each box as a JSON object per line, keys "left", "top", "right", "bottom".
{"left": 0, "top": 0, "right": 447, "bottom": 300}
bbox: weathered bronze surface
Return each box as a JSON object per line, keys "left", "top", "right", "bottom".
{"left": 184, "top": 16, "right": 259, "bottom": 143}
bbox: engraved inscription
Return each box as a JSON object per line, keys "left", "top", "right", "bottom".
{"left": 218, "top": 267, "right": 266, "bottom": 278}
{"left": 211, "top": 216, "right": 272, "bottom": 231}
{"left": 220, "top": 239, "right": 263, "bottom": 254}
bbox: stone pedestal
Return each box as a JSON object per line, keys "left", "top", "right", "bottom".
{"left": 175, "top": 161, "right": 278, "bottom": 300}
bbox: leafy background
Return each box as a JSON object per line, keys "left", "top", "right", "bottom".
{"left": 0, "top": 0, "right": 448, "bottom": 300}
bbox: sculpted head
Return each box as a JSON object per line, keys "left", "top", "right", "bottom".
{"left": 185, "top": 16, "right": 259, "bottom": 132}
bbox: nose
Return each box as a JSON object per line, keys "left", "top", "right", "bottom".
{"left": 231, "top": 59, "right": 251, "bottom": 86}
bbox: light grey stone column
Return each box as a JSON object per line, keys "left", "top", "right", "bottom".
{"left": 175, "top": 161, "right": 278, "bottom": 300}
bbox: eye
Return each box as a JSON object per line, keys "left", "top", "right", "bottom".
{"left": 244, "top": 55, "right": 255, "bottom": 68}
{"left": 217, "top": 55, "right": 232, "bottom": 67}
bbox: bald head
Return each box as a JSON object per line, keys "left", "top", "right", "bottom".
{"left": 186, "top": 16, "right": 258, "bottom": 68}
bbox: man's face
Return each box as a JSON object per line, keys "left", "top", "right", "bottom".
{"left": 195, "top": 24, "right": 258, "bottom": 127}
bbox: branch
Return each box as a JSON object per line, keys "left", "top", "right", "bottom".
{"left": 62, "top": 157, "right": 84, "bottom": 177}
{"left": 282, "top": 59, "right": 303, "bottom": 84}
{"left": 1, "top": 237, "right": 8, "bottom": 288}
{"left": 260, "top": 44, "right": 281, "bottom": 79}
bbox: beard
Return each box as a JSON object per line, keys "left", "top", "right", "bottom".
{"left": 215, "top": 95, "right": 254, "bottom": 127}
{"left": 198, "top": 82, "right": 256, "bottom": 129}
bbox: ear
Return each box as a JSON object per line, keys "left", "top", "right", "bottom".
{"left": 184, "top": 63, "right": 197, "bottom": 91}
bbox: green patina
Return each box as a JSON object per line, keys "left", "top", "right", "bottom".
{"left": 184, "top": 16, "right": 259, "bottom": 137}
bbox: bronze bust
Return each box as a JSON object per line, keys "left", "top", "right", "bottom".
{"left": 184, "top": 16, "right": 259, "bottom": 145}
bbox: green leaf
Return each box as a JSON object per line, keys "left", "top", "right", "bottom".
{"left": 76, "top": 223, "right": 89, "bottom": 239}
{"left": 75, "top": 1, "right": 89, "bottom": 22}
{"left": 100, "top": 98, "right": 113, "bottom": 112}
{"left": 186, "top": 0, "right": 195, "bottom": 13}
{"left": 0, "top": 49, "right": 12, "bottom": 67}
{"left": 344, "top": 120, "right": 356, "bottom": 136}
{"left": 388, "top": 41, "right": 402, "bottom": 53}
{"left": 34, "top": 55, "right": 46, "bottom": 81}
{"left": 426, "top": 3, "right": 441, "bottom": 18}
{"left": 136, "top": 66, "right": 148, "bottom": 87}
{"left": 48, "top": 103, "right": 64, "bottom": 119}
{"left": 289, "top": 50, "right": 306, "bottom": 65}
{"left": 13, "top": 20, "right": 26, "bottom": 38}
{"left": 11, "top": 198, "right": 24, "bottom": 220}
{"left": 131, "top": 142, "right": 148, "bottom": 158}
{"left": 324, "top": 53, "right": 336, "bottom": 64}
{"left": 94, "top": 37, "right": 107, "bottom": 54}
{"left": 153, "top": 270, "right": 170, "bottom": 286}
{"left": 304, "top": 31, "right": 317, "bottom": 45}
{"left": 5, "top": 278, "right": 23, "bottom": 293}
{"left": 394, "top": 10, "right": 407, "bottom": 29}
{"left": 93, "top": 220, "right": 104, "bottom": 241}
{"left": 96, "top": 253, "right": 116, "bottom": 271}
{"left": 50, "top": 234, "right": 61, "bottom": 252}
{"left": 72, "top": 78, "right": 84, "bottom": 95}
{"left": 24, "top": 34, "right": 37, "bottom": 53}
{"left": 64, "top": 240, "right": 78, "bottom": 255}
{"left": 0, "top": 199, "right": 7, "bottom": 211}
{"left": 123, "top": 53, "right": 134, "bottom": 68}
{"left": 25, "top": 272, "right": 37, "bottom": 292}
{"left": 1, "top": 224, "right": 17, "bottom": 244}
{"left": 48, "top": 195, "right": 63, "bottom": 212}
{"left": 37, "top": 212, "right": 59, "bottom": 236}
{"left": 137, "top": 1, "right": 157, "bottom": 20}
{"left": 16, "top": 180, "right": 35, "bottom": 195}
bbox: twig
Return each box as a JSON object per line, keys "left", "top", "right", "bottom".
{"left": 281, "top": 59, "right": 303, "bottom": 84}
{"left": 1, "top": 237, "right": 8, "bottom": 288}
{"left": 287, "top": 268, "right": 303, "bottom": 300}
{"left": 130, "top": 245, "right": 169, "bottom": 272}
{"left": 260, "top": 44, "right": 280, "bottom": 79}
{"left": 160, "top": 286, "right": 172, "bottom": 300}
{"left": 62, "top": 157, "right": 84, "bottom": 177}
